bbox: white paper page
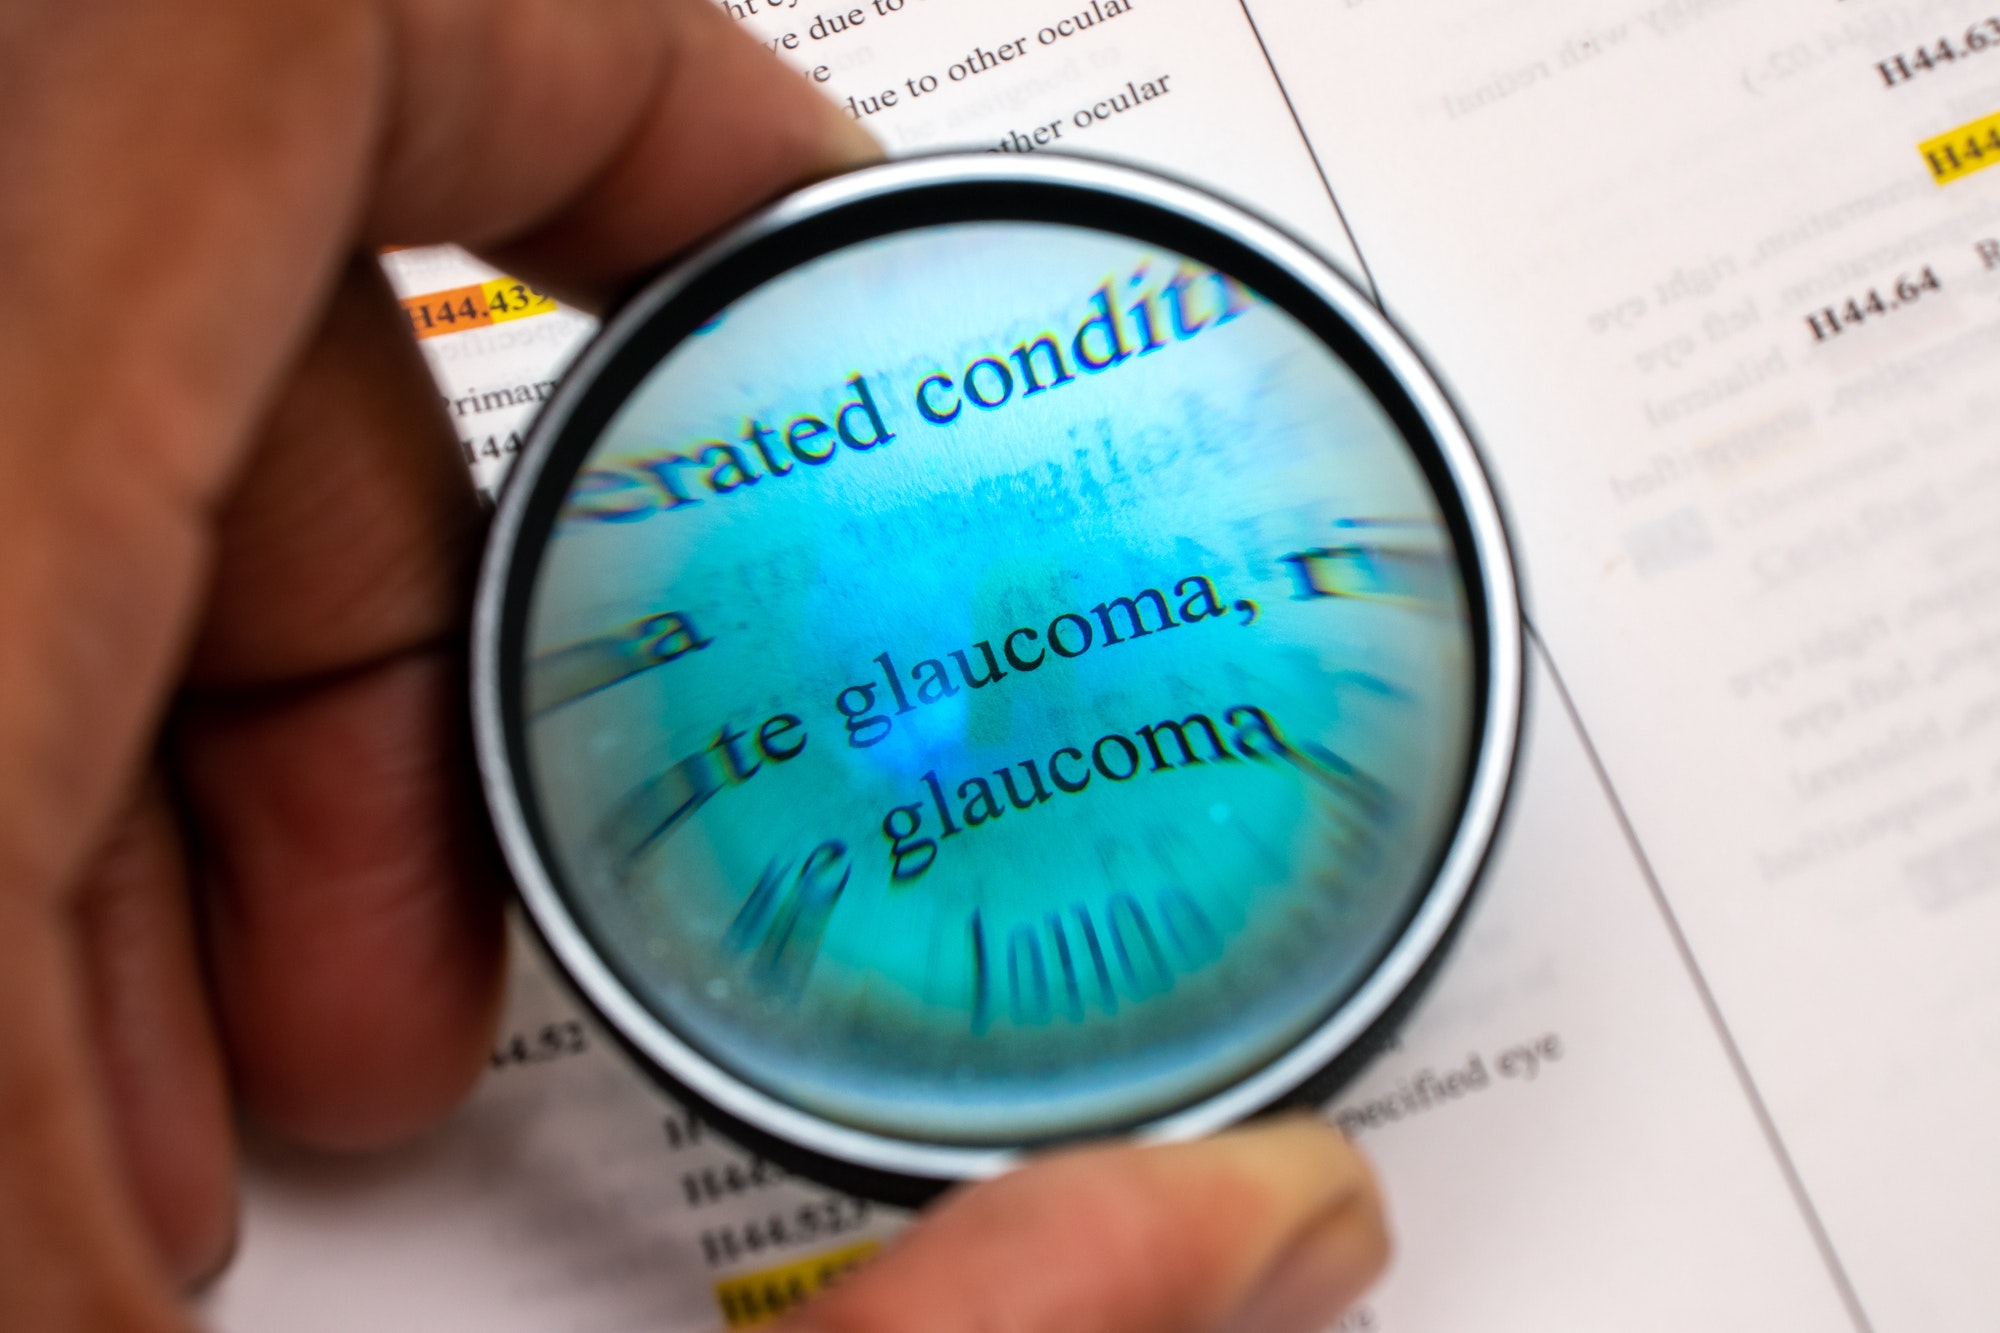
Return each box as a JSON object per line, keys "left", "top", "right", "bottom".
{"left": 202, "top": 0, "right": 1922, "bottom": 1327}
{"left": 721, "top": 0, "right": 1370, "bottom": 281}
{"left": 1325, "top": 646, "right": 1849, "bottom": 1331}
{"left": 1242, "top": 0, "right": 2000, "bottom": 1327}
{"left": 203, "top": 653, "right": 1844, "bottom": 1333}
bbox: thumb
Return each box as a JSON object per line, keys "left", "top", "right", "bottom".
{"left": 789, "top": 1116, "right": 1386, "bottom": 1333}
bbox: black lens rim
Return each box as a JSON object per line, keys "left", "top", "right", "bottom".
{"left": 474, "top": 154, "right": 1523, "bottom": 1200}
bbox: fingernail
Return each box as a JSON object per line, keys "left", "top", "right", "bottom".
{"left": 1219, "top": 1192, "right": 1389, "bottom": 1333}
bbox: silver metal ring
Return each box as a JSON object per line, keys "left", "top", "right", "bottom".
{"left": 473, "top": 153, "right": 1522, "bottom": 1196}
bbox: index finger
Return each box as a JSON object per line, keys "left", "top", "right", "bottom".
{"left": 368, "top": 0, "right": 880, "bottom": 299}
{"left": 162, "top": 0, "right": 879, "bottom": 1148}
{"left": 3, "top": 0, "right": 876, "bottom": 897}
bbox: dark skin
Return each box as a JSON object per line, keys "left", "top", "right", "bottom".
{"left": 0, "top": 2, "right": 1389, "bottom": 1329}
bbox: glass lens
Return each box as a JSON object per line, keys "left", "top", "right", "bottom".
{"left": 518, "top": 220, "right": 1477, "bottom": 1143}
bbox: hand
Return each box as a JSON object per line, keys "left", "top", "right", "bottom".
{"left": 785, "top": 1117, "right": 1385, "bottom": 1333}
{"left": 0, "top": 2, "right": 1387, "bottom": 1330}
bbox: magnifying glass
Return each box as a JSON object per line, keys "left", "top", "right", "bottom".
{"left": 471, "top": 154, "right": 1522, "bottom": 1202}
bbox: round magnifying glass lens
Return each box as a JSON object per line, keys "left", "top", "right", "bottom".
{"left": 486, "top": 166, "right": 1511, "bottom": 1172}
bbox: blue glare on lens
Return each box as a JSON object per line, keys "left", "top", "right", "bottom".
{"left": 522, "top": 222, "right": 1475, "bottom": 1143}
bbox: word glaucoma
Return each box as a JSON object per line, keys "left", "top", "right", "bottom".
{"left": 560, "top": 259, "right": 1257, "bottom": 522}
{"left": 880, "top": 700, "right": 1299, "bottom": 883}
{"left": 832, "top": 572, "right": 1238, "bottom": 748}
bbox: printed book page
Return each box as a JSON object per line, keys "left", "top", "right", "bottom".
{"left": 199, "top": 0, "right": 1994, "bottom": 1329}
{"left": 1247, "top": 0, "right": 2000, "bottom": 1327}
